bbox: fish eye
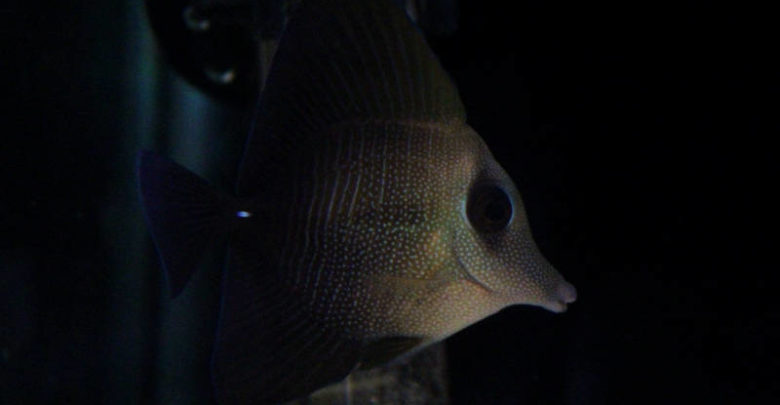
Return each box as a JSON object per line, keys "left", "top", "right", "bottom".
{"left": 467, "top": 184, "right": 513, "bottom": 233}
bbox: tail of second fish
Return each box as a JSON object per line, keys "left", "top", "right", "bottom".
{"left": 136, "top": 150, "right": 237, "bottom": 298}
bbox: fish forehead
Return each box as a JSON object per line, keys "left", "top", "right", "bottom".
{"left": 329, "top": 120, "right": 478, "bottom": 203}
{"left": 286, "top": 120, "right": 483, "bottom": 220}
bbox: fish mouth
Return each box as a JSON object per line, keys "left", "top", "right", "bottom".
{"left": 541, "top": 300, "right": 569, "bottom": 313}
{"left": 541, "top": 280, "right": 577, "bottom": 313}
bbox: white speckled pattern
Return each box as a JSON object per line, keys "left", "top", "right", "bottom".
{"left": 269, "top": 119, "right": 574, "bottom": 341}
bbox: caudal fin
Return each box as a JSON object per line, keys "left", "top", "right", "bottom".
{"left": 137, "top": 150, "right": 230, "bottom": 297}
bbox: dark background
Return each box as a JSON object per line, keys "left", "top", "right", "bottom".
{"left": 2, "top": 0, "right": 776, "bottom": 403}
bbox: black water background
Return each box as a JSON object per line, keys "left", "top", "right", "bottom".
{"left": 3, "top": 1, "right": 777, "bottom": 403}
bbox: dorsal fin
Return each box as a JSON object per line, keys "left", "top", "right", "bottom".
{"left": 237, "top": 0, "right": 466, "bottom": 195}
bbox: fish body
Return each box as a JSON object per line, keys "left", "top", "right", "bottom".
{"left": 138, "top": 0, "right": 576, "bottom": 403}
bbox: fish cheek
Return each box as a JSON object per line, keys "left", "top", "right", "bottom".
{"left": 452, "top": 215, "right": 540, "bottom": 299}
{"left": 485, "top": 222, "right": 566, "bottom": 307}
{"left": 451, "top": 220, "right": 503, "bottom": 289}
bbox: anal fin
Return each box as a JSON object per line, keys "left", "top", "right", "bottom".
{"left": 359, "top": 336, "right": 426, "bottom": 370}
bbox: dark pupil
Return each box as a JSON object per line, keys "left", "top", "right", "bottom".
{"left": 485, "top": 198, "right": 509, "bottom": 222}
{"left": 468, "top": 185, "right": 512, "bottom": 232}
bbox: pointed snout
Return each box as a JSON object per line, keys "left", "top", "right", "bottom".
{"left": 558, "top": 279, "right": 577, "bottom": 304}
{"left": 542, "top": 279, "right": 577, "bottom": 313}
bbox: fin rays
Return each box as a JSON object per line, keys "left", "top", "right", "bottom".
{"left": 237, "top": 0, "right": 466, "bottom": 194}
{"left": 136, "top": 150, "right": 229, "bottom": 297}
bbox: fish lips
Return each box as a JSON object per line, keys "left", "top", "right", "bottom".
{"left": 539, "top": 279, "right": 578, "bottom": 313}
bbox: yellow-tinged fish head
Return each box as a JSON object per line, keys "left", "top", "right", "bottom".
{"left": 362, "top": 124, "right": 577, "bottom": 341}
{"left": 446, "top": 127, "right": 577, "bottom": 314}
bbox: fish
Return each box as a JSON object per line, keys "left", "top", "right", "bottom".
{"left": 137, "top": 0, "right": 577, "bottom": 403}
